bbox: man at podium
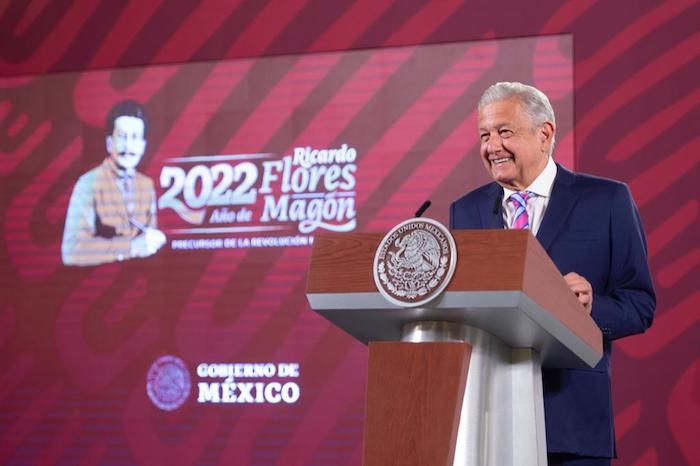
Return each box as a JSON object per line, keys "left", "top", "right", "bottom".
{"left": 450, "top": 82, "right": 655, "bottom": 465}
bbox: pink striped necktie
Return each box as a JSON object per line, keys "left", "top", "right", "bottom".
{"left": 509, "top": 191, "right": 532, "bottom": 230}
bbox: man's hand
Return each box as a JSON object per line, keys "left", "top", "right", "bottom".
{"left": 563, "top": 272, "right": 593, "bottom": 314}
{"left": 130, "top": 228, "right": 167, "bottom": 258}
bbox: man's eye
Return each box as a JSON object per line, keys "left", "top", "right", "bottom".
{"left": 480, "top": 133, "right": 489, "bottom": 142}
{"left": 499, "top": 129, "right": 513, "bottom": 137}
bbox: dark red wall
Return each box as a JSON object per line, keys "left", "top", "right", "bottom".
{"left": 1, "top": 1, "right": 698, "bottom": 465}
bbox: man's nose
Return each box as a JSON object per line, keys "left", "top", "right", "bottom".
{"left": 124, "top": 137, "right": 140, "bottom": 153}
{"left": 486, "top": 134, "right": 503, "bottom": 154}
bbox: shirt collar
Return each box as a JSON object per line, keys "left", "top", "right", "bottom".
{"left": 502, "top": 156, "right": 557, "bottom": 200}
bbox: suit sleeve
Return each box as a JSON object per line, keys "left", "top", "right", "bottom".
{"left": 591, "top": 183, "right": 656, "bottom": 340}
{"left": 61, "top": 176, "right": 132, "bottom": 266}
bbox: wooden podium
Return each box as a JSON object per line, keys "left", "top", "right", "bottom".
{"left": 306, "top": 229, "right": 602, "bottom": 466}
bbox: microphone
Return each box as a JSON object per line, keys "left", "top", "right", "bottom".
{"left": 415, "top": 200, "right": 431, "bottom": 218}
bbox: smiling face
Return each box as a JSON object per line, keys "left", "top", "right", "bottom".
{"left": 106, "top": 115, "right": 147, "bottom": 171}
{"left": 478, "top": 99, "right": 554, "bottom": 191}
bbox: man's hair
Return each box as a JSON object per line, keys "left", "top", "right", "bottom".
{"left": 105, "top": 100, "right": 148, "bottom": 138}
{"left": 478, "top": 82, "right": 556, "bottom": 156}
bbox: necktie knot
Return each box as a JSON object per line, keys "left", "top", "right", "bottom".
{"left": 510, "top": 191, "right": 530, "bottom": 208}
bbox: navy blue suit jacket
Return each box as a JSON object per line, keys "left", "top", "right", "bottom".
{"left": 449, "top": 164, "right": 655, "bottom": 457}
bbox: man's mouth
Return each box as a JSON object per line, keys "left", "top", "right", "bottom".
{"left": 490, "top": 156, "right": 513, "bottom": 165}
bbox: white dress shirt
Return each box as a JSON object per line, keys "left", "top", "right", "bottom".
{"left": 502, "top": 156, "right": 557, "bottom": 235}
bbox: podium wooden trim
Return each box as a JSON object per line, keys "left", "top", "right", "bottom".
{"left": 364, "top": 342, "right": 471, "bottom": 466}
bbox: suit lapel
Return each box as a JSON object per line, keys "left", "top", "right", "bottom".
{"left": 478, "top": 183, "right": 505, "bottom": 229}
{"left": 536, "top": 164, "right": 578, "bottom": 251}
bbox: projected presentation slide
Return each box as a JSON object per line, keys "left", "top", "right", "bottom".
{"left": 0, "top": 35, "right": 572, "bottom": 464}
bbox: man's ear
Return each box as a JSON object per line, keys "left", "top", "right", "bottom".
{"left": 106, "top": 136, "right": 113, "bottom": 155}
{"left": 541, "top": 122, "right": 554, "bottom": 142}
{"left": 540, "top": 122, "right": 555, "bottom": 151}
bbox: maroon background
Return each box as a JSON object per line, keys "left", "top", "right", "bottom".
{"left": 0, "top": 34, "right": 574, "bottom": 465}
{"left": 0, "top": 1, "right": 698, "bottom": 466}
